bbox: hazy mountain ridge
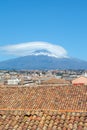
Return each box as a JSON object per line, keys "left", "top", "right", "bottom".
{"left": 0, "top": 55, "right": 87, "bottom": 70}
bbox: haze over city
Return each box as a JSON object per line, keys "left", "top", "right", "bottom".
{"left": 0, "top": 0, "right": 87, "bottom": 61}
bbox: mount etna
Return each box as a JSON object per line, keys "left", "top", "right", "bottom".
{"left": 0, "top": 42, "right": 87, "bottom": 70}
{"left": 0, "top": 54, "right": 87, "bottom": 70}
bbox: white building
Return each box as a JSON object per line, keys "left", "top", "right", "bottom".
{"left": 7, "top": 78, "right": 20, "bottom": 85}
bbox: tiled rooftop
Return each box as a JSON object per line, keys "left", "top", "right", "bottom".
{"left": 0, "top": 86, "right": 87, "bottom": 111}
{"left": 0, "top": 110, "right": 87, "bottom": 130}
{"left": 0, "top": 85, "right": 87, "bottom": 129}
{"left": 41, "top": 78, "right": 70, "bottom": 85}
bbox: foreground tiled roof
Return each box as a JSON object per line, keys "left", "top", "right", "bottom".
{"left": 0, "top": 110, "right": 87, "bottom": 130}
{"left": 0, "top": 85, "right": 87, "bottom": 129}
{"left": 0, "top": 85, "right": 87, "bottom": 111}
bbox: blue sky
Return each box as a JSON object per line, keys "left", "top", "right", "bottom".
{"left": 0, "top": 0, "right": 87, "bottom": 61}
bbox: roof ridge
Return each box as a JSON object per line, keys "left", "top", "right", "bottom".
{"left": 0, "top": 108, "right": 87, "bottom": 112}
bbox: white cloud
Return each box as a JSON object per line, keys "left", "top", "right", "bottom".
{"left": 0, "top": 41, "right": 69, "bottom": 58}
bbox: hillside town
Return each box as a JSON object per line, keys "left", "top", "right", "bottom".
{"left": 0, "top": 70, "right": 87, "bottom": 86}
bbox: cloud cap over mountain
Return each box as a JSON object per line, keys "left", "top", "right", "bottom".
{"left": 0, "top": 41, "right": 68, "bottom": 58}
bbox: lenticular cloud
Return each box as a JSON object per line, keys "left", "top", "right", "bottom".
{"left": 0, "top": 41, "right": 68, "bottom": 58}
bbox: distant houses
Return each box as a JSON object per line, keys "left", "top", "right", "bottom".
{"left": 1, "top": 70, "right": 87, "bottom": 87}
{"left": 6, "top": 78, "right": 21, "bottom": 85}
{"left": 41, "top": 78, "right": 70, "bottom": 85}
{"left": 72, "top": 76, "right": 87, "bottom": 86}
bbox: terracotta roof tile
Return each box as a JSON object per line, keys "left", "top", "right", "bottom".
{"left": 41, "top": 78, "right": 70, "bottom": 84}
{"left": 0, "top": 86, "right": 87, "bottom": 111}
{"left": 0, "top": 85, "right": 87, "bottom": 129}
{"left": 0, "top": 110, "right": 87, "bottom": 130}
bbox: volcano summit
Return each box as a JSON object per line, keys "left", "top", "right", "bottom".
{"left": 0, "top": 42, "right": 87, "bottom": 70}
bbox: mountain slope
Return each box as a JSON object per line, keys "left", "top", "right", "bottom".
{"left": 0, "top": 55, "right": 87, "bottom": 70}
